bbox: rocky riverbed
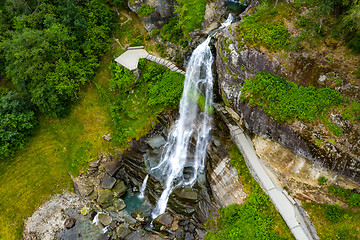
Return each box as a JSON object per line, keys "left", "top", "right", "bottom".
{"left": 23, "top": 110, "right": 247, "bottom": 240}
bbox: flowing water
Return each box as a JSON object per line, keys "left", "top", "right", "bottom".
{"left": 139, "top": 14, "right": 233, "bottom": 220}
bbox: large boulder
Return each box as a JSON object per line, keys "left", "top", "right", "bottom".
{"left": 128, "top": 0, "right": 178, "bottom": 33}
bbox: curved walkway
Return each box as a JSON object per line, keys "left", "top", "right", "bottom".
{"left": 114, "top": 46, "right": 185, "bottom": 74}
{"left": 213, "top": 103, "right": 319, "bottom": 240}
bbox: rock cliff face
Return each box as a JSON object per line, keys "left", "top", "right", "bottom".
{"left": 214, "top": 22, "right": 360, "bottom": 183}
{"left": 128, "top": 0, "right": 178, "bottom": 32}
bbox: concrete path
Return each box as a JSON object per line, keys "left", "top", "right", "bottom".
{"left": 114, "top": 46, "right": 185, "bottom": 74}
{"left": 213, "top": 103, "right": 319, "bottom": 240}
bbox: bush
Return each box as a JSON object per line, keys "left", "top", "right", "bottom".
{"left": 328, "top": 185, "right": 360, "bottom": 207}
{"left": 325, "top": 205, "right": 343, "bottom": 222}
{"left": 318, "top": 176, "right": 327, "bottom": 185}
{"left": 137, "top": 4, "right": 155, "bottom": 18}
{"left": 240, "top": 72, "right": 343, "bottom": 122}
{"left": 0, "top": 92, "right": 38, "bottom": 158}
{"left": 237, "top": 7, "right": 291, "bottom": 51}
{"left": 148, "top": 71, "right": 184, "bottom": 107}
{"left": 130, "top": 35, "right": 144, "bottom": 47}
{"left": 175, "top": 0, "right": 206, "bottom": 36}
{"left": 109, "top": 62, "right": 136, "bottom": 93}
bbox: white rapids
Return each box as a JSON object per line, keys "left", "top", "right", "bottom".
{"left": 140, "top": 14, "right": 233, "bottom": 220}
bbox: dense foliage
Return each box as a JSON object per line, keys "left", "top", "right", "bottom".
{"left": 240, "top": 72, "right": 343, "bottom": 122}
{"left": 0, "top": 92, "right": 38, "bottom": 158}
{"left": 137, "top": 3, "right": 155, "bottom": 18}
{"left": 0, "top": 0, "right": 113, "bottom": 116}
{"left": 207, "top": 190, "right": 290, "bottom": 240}
{"left": 148, "top": 71, "right": 184, "bottom": 107}
{"left": 175, "top": 0, "right": 206, "bottom": 37}
{"left": 237, "top": 6, "right": 291, "bottom": 51}
{"left": 107, "top": 60, "right": 184, "bottom": 144}
{"left": 328, "top": 185, "right": 360, "bottom": 207}
{"left": 109, "top": 62, "right": 136, "bottom": 92}
{"left": 206, "top": 144, "right": 293, "bottom": 239}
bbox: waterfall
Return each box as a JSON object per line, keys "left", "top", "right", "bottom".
{"left": 147, "top": 14, "right": 233, "bottom": 220}
{"left": 139, "top": 174, "right": 149, "bottom": 199}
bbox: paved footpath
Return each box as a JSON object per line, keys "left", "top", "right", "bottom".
{"left": 114, "top": 46, "right": 185, "bottom": 74}
{"left": 213, "top": 103, "right": 319, "bottom": 240}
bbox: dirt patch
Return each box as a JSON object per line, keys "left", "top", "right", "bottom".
{"left": 23, "top": 191, "right": 86, "bottom": 240}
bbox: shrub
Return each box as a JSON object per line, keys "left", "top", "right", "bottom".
{"left": 175, "top": 0, "right": 206, "bottom": 36}
{"left": 0, "top": 92, "right": 38, "bottom": 158}
{"left": 325, "top": 205, "right": 343, "bottom": 222}
{"left": 109, "top": 62, "right": 136, "bottom": 93}
{"left": 240, "top": 72, "right": 343, "bottom": 122}
{"left": 148, "top": 71, "right": 184, "bottom": 107}
{"left": 237, "top": 7, "right": 291, "bottom": 51}
{"left": 137, "top": 4, "right": 155, "bottom": 18}
{"left": 318, "top": 176, "right": 327, "bottom": 185}
{"left": 130, "top": 35, "right": 144, "bottom": 47}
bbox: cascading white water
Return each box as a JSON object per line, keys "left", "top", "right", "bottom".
{"left": 139, "top": 174, "right": 149, "bottom": 199}
{"left": 140, "top": 14, "right": 233, "bottom": 220}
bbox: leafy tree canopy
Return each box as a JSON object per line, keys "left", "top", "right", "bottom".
{"left": 0, "top": 92, "right": 38, "bottom": 158}
{"left": 1, "top": 0, "right": 113, "bottom": 116}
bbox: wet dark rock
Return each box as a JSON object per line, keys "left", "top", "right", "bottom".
{"left": 178, "top": 219, "right": 189, "bottom": 226}
{"left": 102, "top": 155, "right": 122, "bottom": 176}
{"left": 173, "top": 188, "right": 198, "bottom": 203}
{"left": 196, "top": 228, "right": 206, "bottom": 239}
{"left": 116, "top": 226, "right": 132, "bottom": 240}
{"left": 97, "top": 188, "right": 114, "bottom": 207}
{"left": 98, "top": 233, "right": 110, "bottom": 240}
{"left": 154, "top": 212, "right": 173, "bottom": 227}
{"left": 175, "top": 226, "right": 185, "bottom": 239}
{"left": 109, "top": 220, "right": 118, "bottom": 230}
{"left": 185, "top": 232, "right": 195, "bottom": 240}
{"left": 102, "top": 174, "right": 116, "bottom": 189}
{"left": 98, "top": 213, "right": 112, "bottom": 226}
{"left": 124, "top": 229, "right": 154, "bottom": 240}
{"left": 113, "top": 180, "right": 128, "bottom": 198}
{"left": 146, "top": 135, "right": 166, "bottom": 149}
{"left": 114, "top": 198, "right": 127, "bottom": 210}
{"left": 64, "top": 218, "right": 76, "bottom": 229}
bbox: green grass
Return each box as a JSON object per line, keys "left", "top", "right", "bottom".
{"left": 205, "top": 144, "right": 294, "bottom": 240}
{"left": 0, "top": 57, "right": 114, "bottom": 239}
{"left": 303, "top": 203, "right": 360, "bottom": 239}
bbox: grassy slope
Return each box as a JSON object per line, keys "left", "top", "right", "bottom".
{"left": 303, "top": 203, "right": 360, "bottom": 239}
{"left": 0, "top": 56, "right": 114, "bottom": 239}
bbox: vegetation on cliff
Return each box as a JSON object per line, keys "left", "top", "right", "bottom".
{"left": 205, "top": 144, "right": 294, "bottom": 240}
{"left": 106, "top": 59, "right": 184, "bottom": 145}
{"left": 240, "top": 72, "right": 343, "bottom": 122}
{"left": 303, "top": 184, "right": 360, "bottom": 239}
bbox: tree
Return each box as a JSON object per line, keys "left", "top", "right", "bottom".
{"left": 0, "top": 92, "right": 38, "bottom": 158}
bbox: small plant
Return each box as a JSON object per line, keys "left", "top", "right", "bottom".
{"left": 318, "top": 176, "right": 327, "bottom": 185}
{"left": 241, "top": 65, "right": 245, "bottom": 71}
{"left": 325, "top": 204, "right": 343, "bottom": 222}
{"left": 137, "top": 4, "right": 155, "bottom": 18}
